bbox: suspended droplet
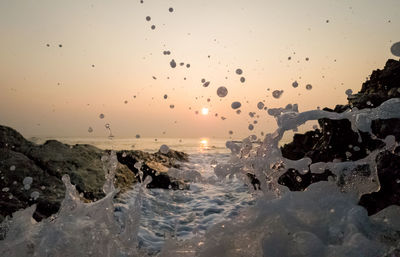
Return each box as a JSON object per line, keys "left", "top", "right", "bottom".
{"left": 231, "top": 101, "right": 241, "bottom": 109}
{"left": 217, "top": 86, "right": 228, "bottom": 97}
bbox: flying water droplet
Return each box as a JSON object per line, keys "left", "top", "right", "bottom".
{"left": 170, "top": 59, "right": 176, "bottom": 68}
{"left": 217, "top": 87, "right": 228, "bottom": 97}
{"left": 231, "top": 101, "right": 241, "bottom": 109}
{"left": 272, "top": 90, "right": 284, "bottom": 99}
{"left": 390, "top": 41, "right": 400, "bottom": 57}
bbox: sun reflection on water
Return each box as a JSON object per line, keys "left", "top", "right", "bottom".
{"left": 199, "top": 138, "right": 209, "bottom": 152}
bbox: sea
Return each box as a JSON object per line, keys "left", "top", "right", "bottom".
{"left": 30, "top": 137, "right": 256, "bottom": 254}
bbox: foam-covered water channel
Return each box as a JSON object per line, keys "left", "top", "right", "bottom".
{"left": 115, "top": 153, "right": 255, "bottom": 254}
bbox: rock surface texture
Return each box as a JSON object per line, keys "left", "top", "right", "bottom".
{"left": 280, "top": 59, "right": 400, "bottom": 215}
{"left": 0, "top": 126, "right": 188, "bottom": 222}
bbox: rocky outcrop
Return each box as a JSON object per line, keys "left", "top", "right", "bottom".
{"left": 0, "top": 125, "right": 189, "bottom": 223}
{"left": 116, "top": 150, "right": 189, "bottom": 190}
{"left": 279, "top": 59, "right": 400, "bottom": 215}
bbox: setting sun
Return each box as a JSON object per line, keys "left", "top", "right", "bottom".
{"left": 201, "top": 107, "right": 209, "bottom": 115}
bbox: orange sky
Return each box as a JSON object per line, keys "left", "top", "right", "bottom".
{"left": 0, "top": 0, "right": 399, "bottom": 139}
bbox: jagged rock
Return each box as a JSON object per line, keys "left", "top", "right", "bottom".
{"left": 116, "top": 151, "right": 189, "bottom": 190}
{"left": 348, "top": 59, "right": 400, "bottom": 109}
{"left": 0, "top": 125, "right": 189, "bottom": 223}
{"left": 279, "top": 59, "right": 400, "bottom": 215}
{"left": 359, "top": 151, "right": 400, "bottom": 215}
{"left": 278, "top": 168, "right": 335, "bottom": 191}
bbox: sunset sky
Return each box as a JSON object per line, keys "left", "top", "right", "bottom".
{"left": 0, "top": 0, "right": 399, "bottom": 139}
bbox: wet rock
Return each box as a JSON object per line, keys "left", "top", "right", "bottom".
{"left": 359, "top": 151, "right": 400, "bottom": 215}
{"left": 0, "top": 125, "right": 188, "bottom": 223}
{"left": 278, "top": 168, "right": 335, "bottom": 191}
{"left": 279, "top": 59, "right": 400, "bottom": 215}
{"left": 116, "top": 151, "right": 189, "bottom": 190}
{"left": 348, "top": 59, "right": 400, "bottom": 109}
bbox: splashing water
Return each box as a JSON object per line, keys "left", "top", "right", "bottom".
{"left": 2, "top": 99, "right": 400, "bottom": 256}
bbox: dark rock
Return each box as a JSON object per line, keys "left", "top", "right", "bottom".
{"left": 246, "top": 173, "right": 261, "bottom": 190}
{"left": 359, "top": 151, "right": 400, "bottom": 215}
{"left": 278, "top": 168, "right": 335, "bottom": 191}
{"left": 0, "top": 125, "right": 188, "bottom": 223}
{"left": 116, "top": 151, "right": 188, "bottom": 190}
{"left": 279, "top": 59, "right": 400, "bottom": 215}
{"left": 348, "top": 59, "right": 400, "bottom": 109}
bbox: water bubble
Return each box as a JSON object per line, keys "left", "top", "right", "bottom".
{"left": 23, "top": 177, "right": 33, "bottom": 190}
{"left": 231, "top": 101, "right": 241, "bottom": 109}
{"left": 159, "top": 144, "right": 170, "bottom": 154}
{"left": 248, "top": 124, "right": 254, "bottom": 130}
{"left": 345, "top": 89, "right": 353, "bottom": 96}
{"left": 135, "top": 134, "right": 141, "bottom": 139}
{"left": 235, "top": 69, "right": 243, "bottom": 75}
{"left": 9, "top": 165, "right": 16, "bottom": 171}
{"left": 164, "top": 94, "right": 168, "bottom": 99}
{"left": 169, "top": 7, "right": 174, "bottom": 12}
{"left": 134, "top": 162, "right": 142, "bottom": 170}
{"left": 306, "top": 84, "right": 313, "bottom": 90}
{"left": 88, "top": 127, "right": 93, "bottom": 133}
{"left": 217, "top": 86, "right": 228, "bottom": 97}
{"left": 292, "top": 81, "right": 299, "bottom": 88}
{"left": 257, "top": 102, "right": 264, "bottom": 110}
{"left": 151, "top": 25, "right": 156, "bottom": 30}
{"left": 203, "top": 81, "right": 210, "bottom": 87}
{"left": 390, "top": 41, "right": 400, "bottom": 57}
{"left": 30, "top": 191, "right": 40, "bottom": 200}
{"left": 272, "top": 90, "right": 284, "bottom": 99}
{"left": 99, "top": 113, "right": 105, "bottom": 119}
{"left": 146, "top": 16, "right": 151, "bottom": 21}
{"left": 170, "top": 59, "right": 176, "bottom": 68}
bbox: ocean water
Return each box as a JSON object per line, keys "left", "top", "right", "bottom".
{"left": 30, "top": 136, "right": 256, "bottom": 254}
{"left": 31, "top": 137, "right": 231, "bottom": 154}
{"left": 3, "top": 99, "right": 400, "bottom": 256}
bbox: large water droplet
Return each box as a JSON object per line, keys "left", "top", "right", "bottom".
{"left": 231, "top": 101, "right": 241, "bottom": 109}
{"left": 170, "top": 59, "right": 176, "bottom": 68}
{"left": 390, "top": 41, "right": 400, "bottom": 57}
{"left": 217, "top": 87, "right": 228, "bottom": 97}
{"left": 272, "top": 90, "right": 284, "bottom": 99}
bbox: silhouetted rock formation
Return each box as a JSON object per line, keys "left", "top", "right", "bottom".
{"left": 0, "top": 125, "right": 188, "bottom": 223}
{"left": 280, "top": 59, "right": 400, "bottom": 215}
